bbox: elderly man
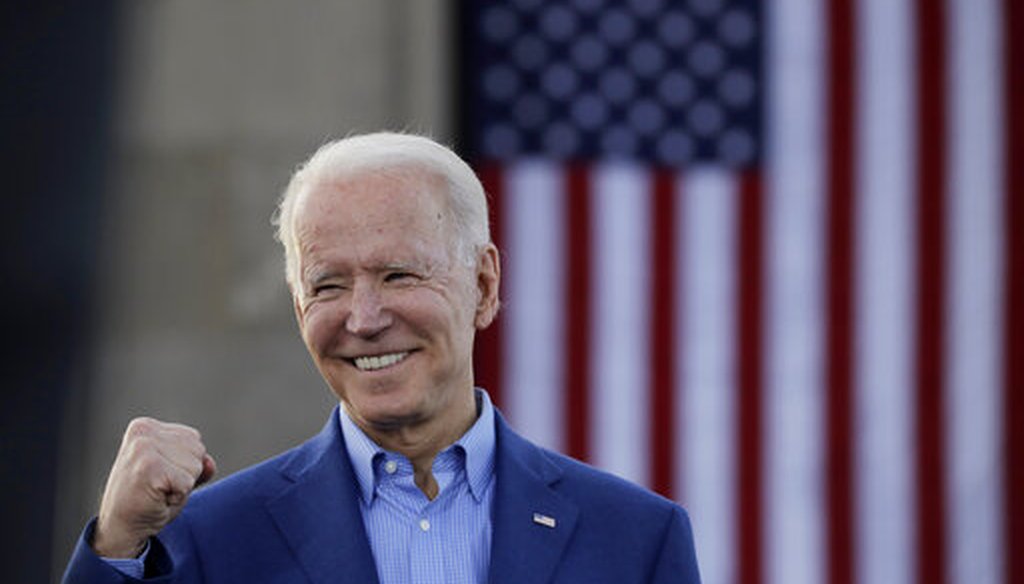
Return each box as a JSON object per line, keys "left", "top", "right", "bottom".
{"left": 63, "top": 133, "right": 701, "bottom": 583}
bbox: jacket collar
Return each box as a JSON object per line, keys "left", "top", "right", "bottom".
{"left": 265, "top": 405, "right": 579, "bottom": 584}
{"left": 488, "top": 410, "right": 580, "bottom": 584}
{"left": 266, "top": 406, "right": 380, "bottom": 584}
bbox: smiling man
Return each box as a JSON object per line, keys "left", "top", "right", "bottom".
{"left": 63, "top": 133, "right": 701, "bottom": 584}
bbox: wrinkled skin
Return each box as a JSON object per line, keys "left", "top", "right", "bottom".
{"left": 93, "top": 417, "right": 216, "bottom": 558}
{"left": 290, "top": 170, "right": 500, "bottom": 495}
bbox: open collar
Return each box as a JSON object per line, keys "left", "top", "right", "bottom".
{"left": 337, "top": 389, "right": 497, "bottom": 504}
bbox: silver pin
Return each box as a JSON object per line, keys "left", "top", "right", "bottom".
{"left": 533, "top": 513, "right": 556, "bottom": 528}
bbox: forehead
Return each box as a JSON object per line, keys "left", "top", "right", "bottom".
{"left": 292, "top": 170, "right": 454, "bottom": 266}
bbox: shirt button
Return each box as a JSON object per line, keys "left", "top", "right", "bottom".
{"left": 384, "top": 460, "right": 398, "bottom": 474}
{"left": 419, "top": 519, "right": 431, "bottom": 532}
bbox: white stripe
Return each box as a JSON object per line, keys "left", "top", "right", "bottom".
{"left": 765, "top": 0, "right": 827, "bottom": 582}
{"left": 590, "top": 162, "right": 651, "bottom": 486}
{"left": 673, "top": 171, "right": 690, "bottom": 504}
{"left": 503, "top": 160, "right": 565, "bottom": 453}
{"left": 946, "top": 0, "right": 1005, "bottom": 581}
{"left": 679, "top": 168, "right": 737, "bottom": 584}
{"left": 854, "top": 0, "right": 918, "bottom": 582}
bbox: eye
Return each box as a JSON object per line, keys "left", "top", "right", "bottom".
{"left": 384, "top": 271, "right": 415, "bottom": 283}
{"left": 312, "top": 283, "right": 344, "bottom": 295}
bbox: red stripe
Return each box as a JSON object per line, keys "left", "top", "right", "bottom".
{"left": 649, "top": 169, "right": 677, "bottom": 498}
{"left": 565, "top": 165, "right": 592, "bottom": 462}
{"left": 1003, "top": 0, "right": 1024, "bottom": 581}
{"left": 736, "top": 172, "right": 764, "bottom": 584}
{"left": 826, "top": 0, "right": 856, "bottom": 583}
{"left": 473, "top": 163, "right": 504, "bottom": 409}
{"left": 914, "top": 2, "right": 948, "bottom": 583}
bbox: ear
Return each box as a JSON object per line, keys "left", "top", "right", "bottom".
{"left": 473, "top": 243, "right": 501, "bottom": 329}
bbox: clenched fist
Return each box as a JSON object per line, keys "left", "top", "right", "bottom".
{"left": 92, "top": 417, "right": 217, "bottom": 558}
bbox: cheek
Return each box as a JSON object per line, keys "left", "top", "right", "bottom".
{"left": 396, "top": 289, "right": 468, "bottom": 332}
{"left": 301, "top": 303, "right": 345, "bottom": 353}
{"left": 413, "top": 299, "right": 478, "bottom": 353}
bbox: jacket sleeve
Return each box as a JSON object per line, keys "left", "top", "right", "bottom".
{"left": 650, "top": 507, "right": 702, "bottom": 584}
{"left": 61, "top": 518, "right": 191, "bottom": 584}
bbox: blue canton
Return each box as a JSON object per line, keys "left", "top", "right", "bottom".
{"left": 339, "top": 390, "right": 496, "bottom": 584}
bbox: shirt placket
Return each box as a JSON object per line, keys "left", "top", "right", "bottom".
{"left": 377, "top": 455, "right": 459, "bottom": 584}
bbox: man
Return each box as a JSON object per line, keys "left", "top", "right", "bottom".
{"left": 63, "top": 132, "right": 701, "bottom": 583}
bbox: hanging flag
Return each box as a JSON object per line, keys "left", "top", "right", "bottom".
{"left": 463, "top": 1, "right": 1021, "bottom": 584}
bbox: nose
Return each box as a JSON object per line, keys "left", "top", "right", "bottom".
{"left": 345, "top": 280, "right": 392, "bottom": 337}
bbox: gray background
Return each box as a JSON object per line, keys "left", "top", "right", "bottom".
{"left": 52, "top": 1, "right": 454, "bottom": 577}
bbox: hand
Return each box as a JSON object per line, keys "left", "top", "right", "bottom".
{"left": 92, "top": 417, "right": 216, "bottom": 558}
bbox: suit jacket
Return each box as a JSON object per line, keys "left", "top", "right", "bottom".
{"left": 63, "top": 407, "right": 701, "bottom": 583}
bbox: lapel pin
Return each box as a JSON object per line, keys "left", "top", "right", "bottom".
{"left": 532, "top": 513, "right": 556, "bottom": 528}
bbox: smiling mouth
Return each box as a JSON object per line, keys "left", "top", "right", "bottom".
{"left": 350, "top": 351, "right": 411, "bottom": 372}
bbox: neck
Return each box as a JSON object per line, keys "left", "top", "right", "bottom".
{"left": 354, "top": 389, "right": 478, "bottom": 498}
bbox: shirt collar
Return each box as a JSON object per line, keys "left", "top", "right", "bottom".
{"left": 338, "top": 388, "right": 496, "bottom": 504}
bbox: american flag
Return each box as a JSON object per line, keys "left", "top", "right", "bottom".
{"left": 461, "top": 1, "right": 1022, "bottom": 583}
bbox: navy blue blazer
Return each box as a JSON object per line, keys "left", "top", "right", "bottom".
{"left": 64, "top": 407, "right": 701, "bottom": 583}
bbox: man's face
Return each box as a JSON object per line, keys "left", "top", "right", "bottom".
{"left": 290, "top": 170, "right": 498, "bottom": 434}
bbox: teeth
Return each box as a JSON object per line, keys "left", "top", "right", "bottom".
{"left": 353, "top": 352, "right": 410, "bottom": 371}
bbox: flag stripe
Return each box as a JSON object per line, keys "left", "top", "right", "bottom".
{"left": 591, "top": 163, "right": 651, "bottom": 485}
{"left": 565, "top": 165, "right": 592, "bottom": 462}
{"left": 673, "top": 171, "right": 689, "bottom": 504}
{"left": 826, "top": 0, "right": 857, "bottom": 583}
{"left": 504, "top": 161, "right": 565, "bottom": 452}
{"left": 946, "top": 0, "right": 1004, "bottom": 581}
{"left": 650, "top": 169, "right": 678, "bottom": 499}
{"left": 679, "top": 169, "right": 737, "bottom": 584}
{"left": 914, "top": 1, "right": 949, "bottom": 581}
{"left": 737, "top": 171, "right": 764, "bottom": 584}
{"left": 1004, "top": 0, "right": 1024, "bottom": 582}
{"left": 680, "top": 169, "right": 738, "bottom": 584}
{"left": 765, "top": 0, "right": 827, "bottom": 582}
{"left": 854, "top": 1, "right": 917, "bottom": 582}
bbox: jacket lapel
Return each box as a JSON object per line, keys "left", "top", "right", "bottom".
{"left": 489, "top": 414, "right": 579, "bottom": 584}
{"left": 266, "top": 407, "right": 380, "bottom": 584}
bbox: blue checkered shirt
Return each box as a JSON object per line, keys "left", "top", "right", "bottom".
{"left": 339, "top": 389, "right": 496, "bottom": 584}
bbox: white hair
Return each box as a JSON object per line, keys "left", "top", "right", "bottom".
{"left": 273, "top": 132, "right": 492, "bottom": 291}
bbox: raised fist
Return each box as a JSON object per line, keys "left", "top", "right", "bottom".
{"left": 92, "top": 417, "right": 216, "bottom": 558}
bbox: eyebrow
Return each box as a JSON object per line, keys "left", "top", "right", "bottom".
{"left": 304, "top": 267, "right": 344, "bottom": 287}
{"left": 379, "top": 261, "right": 419, "bottom": 272}
{"left": 303, "top": 262, "right": 421, "bottom": 284}
{"left": 301, "top": 252, "right": 443, "bottom": 286}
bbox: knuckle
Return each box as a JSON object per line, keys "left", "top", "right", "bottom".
{"left": 170, "top": 469, "right": 197, "bottom": 493}
{"left": 167, "top": 422, "right": 202, "bottom": 442}
{"left": 179, "top": 457, "right": 200, "bottom": 478}
{"left": 184, "top": 426, "right": 202, "bottom": 443}
{"left": 126, "top": 433, "right": 156, "bottom": 456}
{"left": 119, "top": 435, "right": 148, "bottom": 463}
{"left": 125, "top": 417, "right": 158, "bottom": 438}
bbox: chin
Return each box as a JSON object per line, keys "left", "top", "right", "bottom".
{"left": 359, "top": 406, "right": 428, "bottom": 432}
{"left": 343, "top": 391, "right": 426, "bottom": 427}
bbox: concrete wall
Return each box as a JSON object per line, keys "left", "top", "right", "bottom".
{"left": 53, "top": 1, "right": 453, "bottom": 576}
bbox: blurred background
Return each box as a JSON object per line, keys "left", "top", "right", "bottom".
{"left": 2, "top": 1, "right": 1019, "bottom": 583}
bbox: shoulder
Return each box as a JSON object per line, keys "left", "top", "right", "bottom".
{"left": 496, "top": 417, "right": 691, "bottom": 534}
{"left": 494, "top": 426, "right": 700, "bottom": 581}
{"left": 541, "top": 444, "right": 685, "bottom": 519}
{"left": 187, "top": 447, "right": 296, "bottom": 510}
{"left": 160, "top": 446, "right": 301, "bottom": 550}
{"left": 536, "top": 446, "right": 700, "bottom": 580}
{"left": 184, "top": 410, "right": 342, "bottom": 514}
